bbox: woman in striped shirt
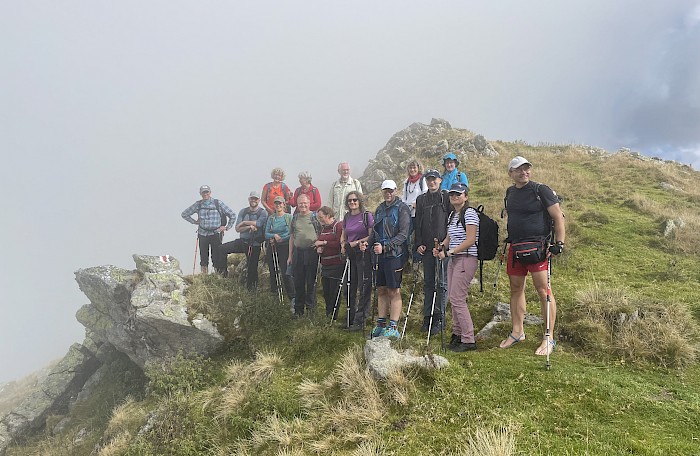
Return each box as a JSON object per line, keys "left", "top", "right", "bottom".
{"left": 435, "top": 182, "right": 480, "bottom": 352}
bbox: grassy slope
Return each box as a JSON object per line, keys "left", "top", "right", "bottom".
{"left": 7, "top": 142, "right": 700, "bottom": 455}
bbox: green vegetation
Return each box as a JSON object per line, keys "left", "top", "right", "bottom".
{"left": 6, "top": 144, "right": 700, "bottom": 455}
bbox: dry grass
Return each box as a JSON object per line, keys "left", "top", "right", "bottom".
{"left": 566, "top": 283, "right": 699, "bottom": 367}
{"left": 454, "top": 426, "right": 516, "bottom": 456}
{"left": 103, "top": 396, "right": 147, "bottom": 440}
{"left": 95, "top": 431, "right": 131, "bottom": 456}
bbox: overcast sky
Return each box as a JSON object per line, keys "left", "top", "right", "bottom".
{"left": 1, "top": 1, "right": 698, "bottom": 383}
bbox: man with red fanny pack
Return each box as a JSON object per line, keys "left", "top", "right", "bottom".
{"left": 500, "top": 156, "right": 566, "bottom": 357}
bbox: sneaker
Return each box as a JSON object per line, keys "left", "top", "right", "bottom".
{"left": 449, "top": 342, "right": 477, "bottom": 352}
{"left": 371, "top": 326, "right": 385, "bottom": 338}
{"left": 384, "top": 327, "right": 400, "bottom": 340}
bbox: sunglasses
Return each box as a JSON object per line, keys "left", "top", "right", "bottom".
{"left": 382, "top": 188, "right": 395, "bottom": 193}
{"left": 347, "top": 198, "right": 359, "bottom": 202}
{"left": 274, "top": 201, "right": 285, "bottom": 205}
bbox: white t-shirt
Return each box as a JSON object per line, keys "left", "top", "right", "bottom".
{"left": 447, "top": 207, "right": 479, "bottom": 256}
{"left": 400, "top": 176, "right": 428, "bottom": 217}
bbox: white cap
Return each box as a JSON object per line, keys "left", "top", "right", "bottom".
{"left": 380, "top": 179, "right": 397, "bottom": 190}
{"left": 249, "top": 190, "right": 260, "bottom": 199}
{"left": 508, "top": 156, "right": 531, "bottom": 171}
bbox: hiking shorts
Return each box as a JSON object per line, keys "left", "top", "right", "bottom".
{"left": 506, "top": 246, "right": 549, "bottom": 276}
{"left": 376, "top": 256, "right": 404, "bottom": 289}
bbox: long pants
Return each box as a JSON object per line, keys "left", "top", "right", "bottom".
{"left": 218, "top": 239, "right": 260, "bottom": 289}
{"left": 447, "top": 255, "right": 478, "bottom": 343}
{"left": 321, "top": 264, "right": 344, "bottom": 317}
{"left": 266, "top": 242, "right": 295, "bottom": 300}
{"left": 348, "top": 248, "right": 372, "bottom": 326}
{"left": 199, "top": 233, "right": 225, "bottom": 272}
{"left": 293, "top": 247, "right": 318, "bottom": 316}
{"left": 422, "top": 253, "right": 448, "bottom": 321}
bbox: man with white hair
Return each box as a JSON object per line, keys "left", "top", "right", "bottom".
{"left": 328, "top": 162, "right": 363, "bottom": 220}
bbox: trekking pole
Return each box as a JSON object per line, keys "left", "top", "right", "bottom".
{"left": 401, "top": 261, "right": 419, "bottom": 339}
{"left": 493, "top": 241, "right": 508, "bottom": 290}
{"left": 361, "top": 248, "right": 368, "bottom": 338}
{"left": 427, "top": 239, "right": 439, "bottom": 347}
{"left": 329, "top": 258, "right": 350, "bottom": 326}
{"left": 271, "top": 242, "right": 284, "bottom": 305}
{"left": 345, "top": 254, "right": 351, "bottom": 329}
{"left": 545, "top": 256, "right": 552, "bottom": 370}
{"left": 370, "top": 250, "right": 379, "bottom": 339}
{"left": 192, "top": 235, "right": 199, "bottom": 276}
{"left": 438, "top": 253, "right": 445, "bottom": 353}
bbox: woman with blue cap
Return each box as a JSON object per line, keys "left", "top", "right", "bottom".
{"left": 440, "top": 152, "right": 469, "bottom": 191}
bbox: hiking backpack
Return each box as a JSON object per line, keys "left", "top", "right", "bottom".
{"left": 448, "top": 204, "right": 499, "bottom": 291}
{"left": 504, "top": 181, "right": 563, "bottom": 241}
{"left": 241, "top": 206, "right": 266, "bottom": 243}
{"left": 374, "top": 201, "right": 410, "bottom": 259}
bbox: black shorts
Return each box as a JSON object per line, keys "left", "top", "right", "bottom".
{"left": 376, "top": 256, "right": 404, "bottom": 289}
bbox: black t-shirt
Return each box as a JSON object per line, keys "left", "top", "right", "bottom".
{"left": 505, "top": 181, "right": 559, "bottom": 242}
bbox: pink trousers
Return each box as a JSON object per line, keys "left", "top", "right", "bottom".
{"left": 447, "top": 255, "right": 478, "bottom": 343}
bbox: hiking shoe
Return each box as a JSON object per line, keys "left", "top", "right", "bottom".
{"left": 429, "top": 320, "right": 443, "bottom": 336}
{"left": 384, "top": 327, "right": 400, "bottom": 340}
{"left": 420, "top": 317, "right": 430, "bottom": 333}
{"left": 449, "top": 342, "right": 477, "bottom": 352}
{"left": 371, "top": 326, "right": 385, "bottom": 338}
{"left": 449, "top": 334, "right": 460, "bottom": 347}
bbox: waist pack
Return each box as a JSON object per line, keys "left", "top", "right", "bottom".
{"left": 511, "top": 238, "right": 547, "bottom": 265}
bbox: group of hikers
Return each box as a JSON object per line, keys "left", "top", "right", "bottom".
{"left": 182, "top": 153, "right": 565, "bottom": 356}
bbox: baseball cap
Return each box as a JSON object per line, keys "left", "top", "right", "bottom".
{"left": 199, "top": 185, "right": 211, "bottom": 194}
{"left": 448, "top": 182, "right": 469, "bottom": 194}
{"left": 424, "top": 169, "right": 441, "bottom": 179}
{"left": 249, "top": 190, "right": 260, "bottom": 199}
{"left": 273, "top": 196, "right": 286, "bottom": 203}
{"left": 508, "top": 156, "right": 531, "bottom": 171}
{"left": 380, "top": 179, "right": 397, "bottom": 190}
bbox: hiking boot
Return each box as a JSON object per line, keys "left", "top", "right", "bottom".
{"left": 348, "top": 324, "right": 363, "bottom": 332}
{"left": 384, "top": 327, "right": 400, "bottom": 340}
{"left": 420, "top": 317, "right": 430, "bottom": 333}
{"left": 429, "top": 320, "right": 443, "bottom": 336}
{"left": 449, "top": 334, "right": 460, "bottom": 347}
{"left": 371, "top": 326, "right": 385, "bottom": 338}
{"left": 449, "top": 342, "right": 477, "bottom": 352}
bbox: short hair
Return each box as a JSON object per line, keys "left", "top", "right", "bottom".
{"left": 344, "top": 190, "right": 366, "bottom": 213}
{"left": 337, "top": 162, "right": 350, "bottom": 172}
{"left": 318, "top": 206, "right": 335, "bottom": 218}
{"left": 406, "top": 157, "right": 424, "bottom": 174}
{"left": 298, "top": 171, "right": 312, "bottom": 182}
{"left": 271, "top": 167, "right": 286, "bottom": 180}
{"left": 296, "top": 193, "right": 310, "bottom": 203}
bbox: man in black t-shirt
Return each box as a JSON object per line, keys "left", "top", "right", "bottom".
{"left": 499, "top": 156, "right": 566, "bottom": 357}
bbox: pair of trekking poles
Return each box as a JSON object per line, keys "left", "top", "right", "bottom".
{"left": 398, "top": 239, "right": 445, "bottom": 351}
{"left": 492, "top": 241, "right": 554, "bottom": 370}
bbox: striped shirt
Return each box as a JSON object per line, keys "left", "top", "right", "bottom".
{"left": 447, "top": 207, "right": 479, "bottom": 256}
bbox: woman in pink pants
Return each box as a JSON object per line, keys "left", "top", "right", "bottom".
{"left": 435, "top": 182, "right": 479, "bottom": 352}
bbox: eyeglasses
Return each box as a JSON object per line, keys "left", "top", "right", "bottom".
{"left": 201, "top": 191, "right": 211, "bottom": 194}
{"left": 382, "top": 189, "right": 395, "bottom": 193}
{"left": 347, "top": 198, "right": 358, "bottom": 203}
{"left": 274, "top": 201, "right": 285, "bottom": 205}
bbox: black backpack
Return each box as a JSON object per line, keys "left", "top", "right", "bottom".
{"left": 213, "top": 199, "right": 227, "bottom": 228}
{"left": 448, "top": 204, "right": 499, "bottom": 291}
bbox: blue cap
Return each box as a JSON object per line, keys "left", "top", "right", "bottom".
{"left": 448, "top": 182, "right": 469, "bottom": 194}
{"left": 424, "top": 169, "right": 441, "bottom": 179}
{"left": 442, "top": 152, "right": 459, "bottom": 166}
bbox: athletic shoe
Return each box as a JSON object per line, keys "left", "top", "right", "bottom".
{"left": 384, "top": 327, "right": 400, "bottom": 340}
{"left": 449, "top": 334, "right": 460, "bottom": 347}
{"left": 449, "top": 342, "right": 477, "bottom": 352}
{"left": 371, "top": 326, "right": 385, "bottom": 338}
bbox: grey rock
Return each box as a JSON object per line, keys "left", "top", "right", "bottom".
{"left": 475, "top": 302, "right": 544, "bottom": 340}
{"left": 364, "top": 337, "right": 448, "bottom": 380}
{"left": 663, "top": 218, "right": 685, "bottom": 238}
{"left": 75, "top": 255, "right": 223, "bottom": 369}
{"left": 0, "top": 343, "right": 100, "bottom": 454}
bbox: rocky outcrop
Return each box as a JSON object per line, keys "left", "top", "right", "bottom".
{"left": 75, "top": 254, "right": 223, "bottom": 369}
{"left": 364, "top": 337, "right": 449, "bottom": 380}
{"left": 475, "top": 302, "right": 544, "bottom": 340}
{"left": 360, "top": 118, "right": 498, "bottom": 191}
{"left": 0, "top": 343, "right": 100, "bottom": 454}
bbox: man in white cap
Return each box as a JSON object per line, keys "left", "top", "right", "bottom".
{"left": 218, "top": 190, "right": 268, "bottom": 287}
{"left": 499, "top": 156, "right": 565, "bottom": 357}
{"left": 361, "top": 179, "right": 411, "bottom": 339}
{"left": 181, "top": 185, "right": 237, "bottom": 275}
{"left": 328, "top": 162, "right": 363, "bottom": 220}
